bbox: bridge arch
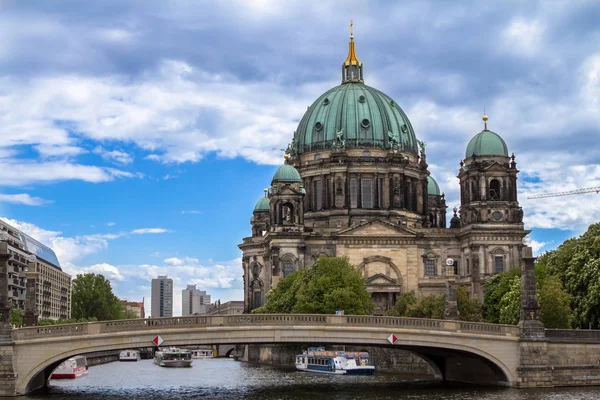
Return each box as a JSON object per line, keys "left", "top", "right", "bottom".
{"left": 13, "top": 315, "right": 520, "bottom": 394}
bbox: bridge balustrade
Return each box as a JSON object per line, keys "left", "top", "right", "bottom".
{"left": 12, "top": 314, "right": 520, "bottom": 341}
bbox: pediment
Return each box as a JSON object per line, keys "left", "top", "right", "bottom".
{"left": 482, "top": 162, "right": 508, "bottom": 172}
{"left": 337, "top": 219, "right": 418, "bottom": 237}
{"left": 365, "top": 273, "right": 399, "bottom": 285}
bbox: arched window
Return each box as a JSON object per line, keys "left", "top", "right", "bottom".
{"left": 283, "top": 262, "right": 294, "bottom": 278}
{"left": 489, "top": 179, "right": 501, "bottom": 201}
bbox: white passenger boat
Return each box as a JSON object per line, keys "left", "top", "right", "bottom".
{"left": 51, "top": 356, "right": 88, "bottom": 379}
{"left": 119, "top": 349, "right": 141, "bottom": 361}
{"left": 154, "top": 347, "right": 193, "bottom": 368}
{"left": 191, "top": 348, "right": 215, "bottom": 359}
{"left": 295, "top": 347, "right": 375, "bottom": 375}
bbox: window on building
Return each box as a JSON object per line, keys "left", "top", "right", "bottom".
{"left": 489, "top": 179, "right": 501, "bottom": 201}
{"left": 313, "top": 180, "right": 323, "bottom": 210}
{"left": 283, "top": 262, "right": 294, "bottom": 278}
{"left": 494, "top": 256, "right": 504, "bottom": 273}
{"left": 425, "top": 259, "right": 436, "bottom": 276}
{"left": 350, "top": 178, "right": 358, "bottom": 208}
{"left": 453, "top": 260, "right": 459, "bottom": 276}
{"left": 362, "top": 151, "right": 371, "bottom": 157}
{"left": 314, "top": 154, "right": 321, "bottom": 160}
{"left": 361, "top": 178, "right": 373, "bottom": 208}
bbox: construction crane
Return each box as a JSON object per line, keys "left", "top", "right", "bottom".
{"left": 527, "top": 186, "right": 600, "bottom": 199}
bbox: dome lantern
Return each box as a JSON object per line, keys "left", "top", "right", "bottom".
{"left": 342, "top": 20, "right": 363, "bottom": 84}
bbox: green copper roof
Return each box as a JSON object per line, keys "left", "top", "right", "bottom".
{"left": 465, "top": 130, "right": 509, "bottom": 158}
{"left": 428, "top": 176, "right": 441, "bottom": 196}
{"left": 253, "top": 197, "right": 270, "bottom": 212}
{"left": 272, "top": 164, "right": 302, "bottom": 184}
{"left": 290, "top": 82, "right": 418, "bottom": 155}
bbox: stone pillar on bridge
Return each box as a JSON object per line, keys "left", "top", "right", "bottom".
{"left": 23, "top": 265, "right": 39, "bottom": 327}
{"left": 516, "top": 245, "right": 551, "bottom": 387}
{"left": 518, "top": 246, "right": 545, "bottom": 338}
{"left": 0, "top": 242, "right": 18, "bottom": 396}
{"left": 444, "top": 266, "right": 458, "bottom": 320}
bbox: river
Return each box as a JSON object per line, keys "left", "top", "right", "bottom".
{"left": 24, "top": 358, "right": 599, "bottom": 399}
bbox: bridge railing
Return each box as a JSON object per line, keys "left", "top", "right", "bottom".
{"left": 12, "top": 314, "right": 519, "bottom": 341}
{"left": 546, "top": 329, "right": 600, "bottom": 343}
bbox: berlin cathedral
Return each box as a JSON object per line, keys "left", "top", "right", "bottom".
{"left": 239, "top": 30, "right": 528, "bottom": 314}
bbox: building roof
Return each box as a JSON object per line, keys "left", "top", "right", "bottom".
{"left": 428, "top": 176, "right": 441, "bottom": 196}
{"left": 253, "top": 196, "right": 270, "bottom": 212}
{"left": 465, "top": 129, "right": 509, "bottom": 158}
{"left": 290, "top": 82, "right": 418, "bottom": 155}
{"left": 271, "top": 164, "right": 302, "bottom": 184}
{"left": 0, "top": 219, "right": 62, "bottom": 269}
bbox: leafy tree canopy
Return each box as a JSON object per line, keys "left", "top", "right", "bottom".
{"left": 484, "top": 263, "right": 572, "bottom": 328}
{"left": 253, "top": 257, "right": 374, "bottom": 315}
{"left": 537, "top": 222, "right": 600, "bottom": 329}
{"left": 72, "top": 273, "right": 124, "bottom": 321}
{"left": 10, "top": 307, "right": 22, "bottom": 326}
{"left": 386, "top": 288, "right": 483, "bottom": 322}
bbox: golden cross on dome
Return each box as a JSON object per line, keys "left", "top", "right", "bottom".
{"left": 350, "top": 20, "right": 354, "bottom": 40}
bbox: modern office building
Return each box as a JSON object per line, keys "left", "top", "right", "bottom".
{"left": 182, "top": 285, "right": 211, "bottom": 316}
{"left": 151, "top": 276, "right": 173, "bottom": 317}
{"left": 0, "top": 219, "right": 71, "bottom": 320}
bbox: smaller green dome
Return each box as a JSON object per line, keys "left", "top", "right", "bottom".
{"left": 253, "top": 197, "right": 270, "bottom": 212}
{"left": 428, "top": 176, "right": 441, "bottom": 196}
{"left": 272, "top": 164, "right": 302, "bottom": 184}
{"left": 465, "top": 130, "right": 508, "bottom": 158}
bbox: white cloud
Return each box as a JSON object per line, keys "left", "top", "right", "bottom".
{"left": 523, "top": 238, "right": 548, "bottom": 256}
{"left": 0, "top": 193, "right": 52, "bottom": 206}
{"left": 73, "top": 262, "right": 126, "bottom": 281}
{"left": 107, "top": 221, "right": 116, "bottom": 227}
{"left": 131, "top": 228, "right": 169, "bottom": 234}
{"left": 93, "top": 146, "right": 134, "bottom": 165}
{"left": 181, "top": 210, "right": 200, "bottom": 215}
{"left": 501, "top": 18, "right": 546, "bottom": 57}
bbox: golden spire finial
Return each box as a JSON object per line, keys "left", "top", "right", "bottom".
{"left": 350, "top": 20, "right": 354, "bottom": 41}
{"left": 284, "top": 152, "right": 290, "bottom": 160}
{"left": 344, "top": 21, "right": 361, "bottom": 68}
{"left": 482, "top": 110, "right": 488, "bottom": 130}
{"left": 263, "top": 188, "right": 268, "bottom": 197}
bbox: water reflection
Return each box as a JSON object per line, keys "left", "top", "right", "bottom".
{"left": 23, "top": 358, "right": 598, "bottom": 400}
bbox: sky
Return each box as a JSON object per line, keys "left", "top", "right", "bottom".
{"left": 1, "top": 0, "right": 599, "bottom": 317}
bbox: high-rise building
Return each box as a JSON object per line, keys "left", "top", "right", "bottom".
{"left": 0, "top": 219, "right": 71, "bottom": 320}
{"left": 151, "top": 276, "right": 173, "bottom": 317}
{"left": 182, "top": 285, "right": 211, "bottom": 316}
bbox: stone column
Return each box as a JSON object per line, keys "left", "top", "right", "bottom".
{"left": 518, "top": 246, "right": 545, "bottom": 338}
{"left": 23, "top": 266, "right": 39, "bottom": 327}
{"left": 516, "top": 246, "right": 552, "bottom": 387}
{"left": 444, "top": 269, "right": 459, "bottom": 320}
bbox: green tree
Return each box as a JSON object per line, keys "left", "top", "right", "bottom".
{"left": 405, "top": 294, "right": 445, "bottom": 319}
{"left": 254, "top": 257, "right": 374, "bottom": 315}
{"left": 456, "top": 286, "right": 483, "bottom": 322}
{"left": 483, "top": 267, "right": 521, "bottom": 323}
{"left": 10, "top": 307, "right": 23, "bottom": 326}
{"left": 537, "top": 223, "right": 600, "bottom": 329}
{"left": 72, "top": 273, "right": 124, "bottom": 321}
{"left": 498, "top": 275, "right": 521, "bottom": 325}
{"left": 385, "top": 291, "right": 417, "bottom": 317}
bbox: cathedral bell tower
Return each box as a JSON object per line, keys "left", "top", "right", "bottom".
{"left": 458, "top": 113, "right": 523, "bottom": 226}
{"left": 269, "top": 155, "right": 305, "bottom": 233}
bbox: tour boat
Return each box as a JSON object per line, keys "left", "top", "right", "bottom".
{"left": 295, "top": 347, "right": 375, "bottom": 375}
{"left": 51, "top": 356, "right": 88, "bottom": 379}
{"left": 154, "top": 347, "right": 193, "bottom": 368}
{"left": 190, "top": 348, "right": 215, "bottom": 359}
{"left": 119, "top": 349, "right": 141, "bottom": 361}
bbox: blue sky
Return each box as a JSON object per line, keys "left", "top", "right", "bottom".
{"left": 1, "top": 0, "right": 599, "bottom": 316}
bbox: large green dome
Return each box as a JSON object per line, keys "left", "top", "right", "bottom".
{"left": 465, "top": 130, "right": 508, "bottom": 158}
{"left": 291, "top": 82, "right": 418, "bottom": 155}
{"left": 428, "top": 176, "right": 441, "bottom": 196}
{"left": 271, "top": 164, "right": 302, "bottom": 184}
{"left": 253, "top": 197, "right": 270, "bottom": 213}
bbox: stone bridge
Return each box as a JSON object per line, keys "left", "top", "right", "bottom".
{"left": 1, "top": 314, "right": 600, "bottom": 396}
